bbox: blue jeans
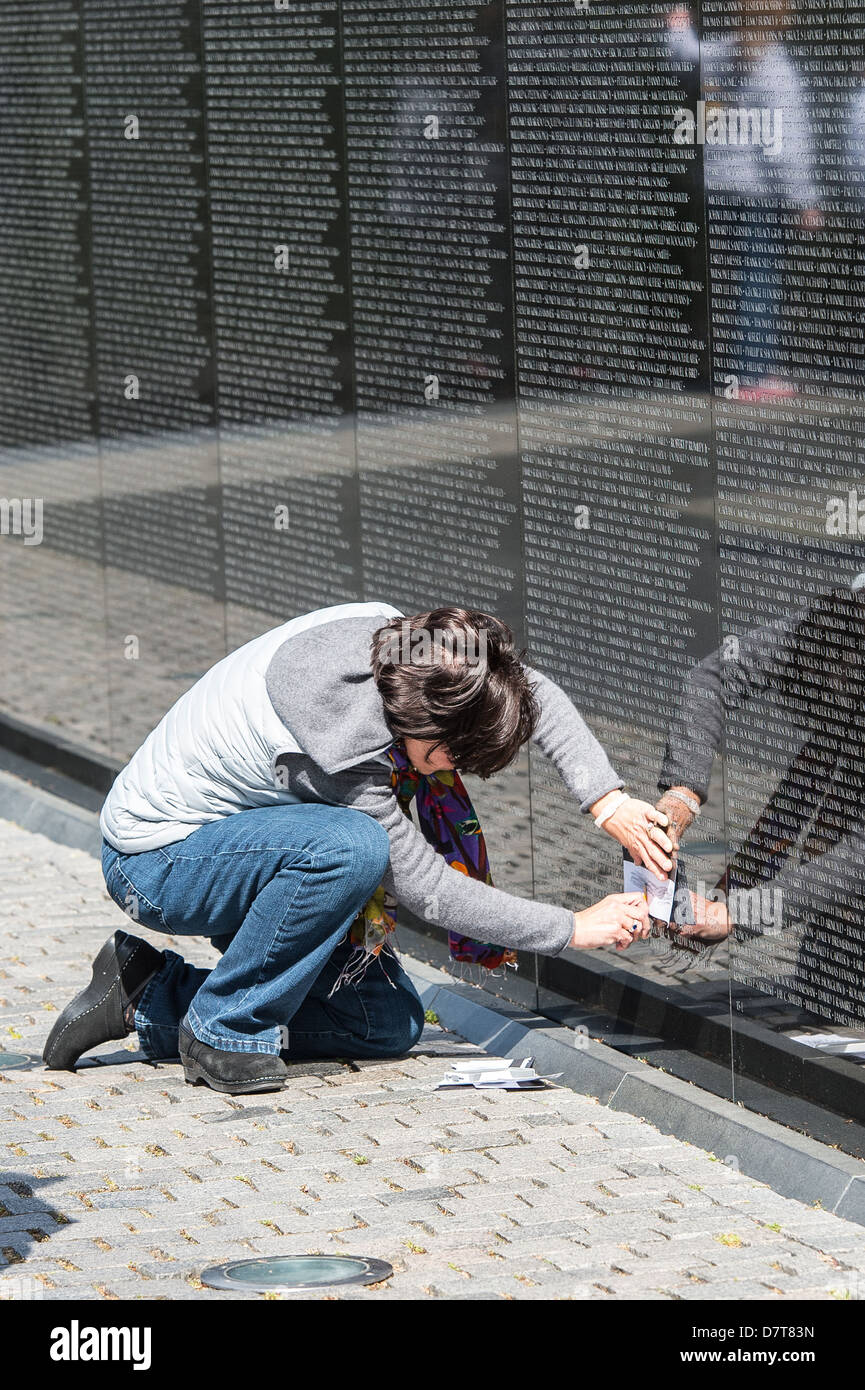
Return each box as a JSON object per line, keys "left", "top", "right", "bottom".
{"left": 101, "top": 804, "right": 425, "bottom": 1062}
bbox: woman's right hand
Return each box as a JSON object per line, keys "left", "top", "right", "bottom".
{"left": 570, "top": 893, "right": 650, "bottom": 951}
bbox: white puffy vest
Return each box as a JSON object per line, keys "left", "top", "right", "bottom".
{"left": 99, "top": 601, "right": 400, "bottom": 853}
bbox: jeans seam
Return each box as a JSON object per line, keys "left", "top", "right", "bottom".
{"left": 160, "top": 846, "right": 329, "bottom": 866}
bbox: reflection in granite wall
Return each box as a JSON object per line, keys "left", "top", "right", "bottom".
{"left": 201, "top": 0, "right": 362, "bottom": 648}
{"left": 342, "top": 0, "right": 524, "bottom": 637}
{"left": 81, "top": 0, "right": 225, "bottom": 757}
{"left": 702, "top": 0, "right": 865, "bottom": 1027}
{"left": 1, "top": 2, "right": 865, "bottom": 1072}
{"left": 0, "top": 2, "right": 109, "bottom": 751}
{"left": 507, "top": 0, "right": 722, "bottom": 944}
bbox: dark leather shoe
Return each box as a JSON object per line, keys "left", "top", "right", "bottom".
{"left": 179, "top": 1019, "right": 288, "bottom": 1095}
{"left": 43, "top": 930, "right": 164, "bottom": 1070}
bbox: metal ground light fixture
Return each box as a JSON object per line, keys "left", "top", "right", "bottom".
{"left": 200, "top": 1254, "right": 394, "bottom": 1294}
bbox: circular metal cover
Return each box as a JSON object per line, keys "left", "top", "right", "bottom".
{"left": 0, "top": 1051, "right": 33, "bottom": 1070}
{"left": 200, "top": 1254, "right": 393, "bottom": 1293}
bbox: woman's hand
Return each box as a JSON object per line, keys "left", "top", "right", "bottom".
{"left": 591, "top": 792, "right": 676, "bottom": 879}
{"left": 570, "top": 893, "right": 650, "bottom": 951}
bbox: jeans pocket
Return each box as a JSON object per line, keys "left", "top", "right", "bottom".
{"left": 105, "top": 857, "right": 170, "bottom": 933}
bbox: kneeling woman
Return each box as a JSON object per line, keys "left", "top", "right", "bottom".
{"left": 45, "top": 603, "right": 674, "bottom": 1094}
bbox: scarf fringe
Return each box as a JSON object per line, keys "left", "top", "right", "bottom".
{"left": 328, "top": 938, "right": 400, "bottom": 996}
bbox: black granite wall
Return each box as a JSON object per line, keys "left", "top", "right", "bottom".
{"left": 2, "top": 0, "right": 864, "bottom": 1105}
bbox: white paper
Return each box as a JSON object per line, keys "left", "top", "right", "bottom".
{"left": 435, "top": 1058, "right": 557, "bottom": 1090}
{"left": 451, "top": 1056, "right": 535, "bottom": 1074}
{"left": 623, "top": 856, "right": 677, "bottom": 924}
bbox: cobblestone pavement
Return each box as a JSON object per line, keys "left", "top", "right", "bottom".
{"left": 2, "top": 819, "right": 865, "bottom": 1302}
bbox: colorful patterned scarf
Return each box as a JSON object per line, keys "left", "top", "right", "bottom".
{"left": 331, "top": 742, "right": 516, "bottom": 991}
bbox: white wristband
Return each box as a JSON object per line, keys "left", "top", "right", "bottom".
{"left": 594, "top": 791, "right": 628, "bottom": 829}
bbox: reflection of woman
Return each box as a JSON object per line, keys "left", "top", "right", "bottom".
{"left": 668, "top": 0, "right": 822, "bottom": 397}
{"left": 657, "top": 577, "right": 865, "bottom": 949}
{"left": 45, "top": 604, "right": 675, "bottom": 1094}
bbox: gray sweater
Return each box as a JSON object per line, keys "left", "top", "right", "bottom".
{"left": 102, "top": 605, "right": 623, "bottom": 959}
{"left": 265, "top": 614, "right": 623, "bottom": 957}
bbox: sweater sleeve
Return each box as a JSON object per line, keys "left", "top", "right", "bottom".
{"left": 278, "top": 755, "right": 576, "bottom": 957}
{"left": 524, "top": 665, "right": 624, "bottom": 811}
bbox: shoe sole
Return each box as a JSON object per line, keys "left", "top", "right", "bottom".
{"left": 180, "top": 1052, "right": 286, "bottom": 1095}
{"left": 42, "top": 934, "right": 127, "bottom": 1070}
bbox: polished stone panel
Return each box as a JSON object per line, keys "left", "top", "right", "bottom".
{"left": 342, "top": 0, "right": 524, "bottom": 637}
{"left": 704, "top": 0, "right": 865, "bottom": 1027}
{"left": 507, "top": 1, "right": 722, "bottom": 958}
{"left": 0, "top": 1, "right": 110, "bottom": 757}
{"left": 202, "top": 0, "right": 362, "bottom": 647}
{"left": 2, "top": 0, "right": 865, "bottom": 1114}
{"left": 82, "top": 0, "right": 224, "bottom": 759}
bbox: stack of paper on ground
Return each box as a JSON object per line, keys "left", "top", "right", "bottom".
{"left": 435, "top": 1057, "right": 555, "bottom": 1090}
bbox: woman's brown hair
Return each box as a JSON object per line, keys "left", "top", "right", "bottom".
{"left": 371, "top": 608, "right": 539, "bottom": 778}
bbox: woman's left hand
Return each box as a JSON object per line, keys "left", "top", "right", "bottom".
{"left": 592, "top": 793, "right": 677, "bottom": 879}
